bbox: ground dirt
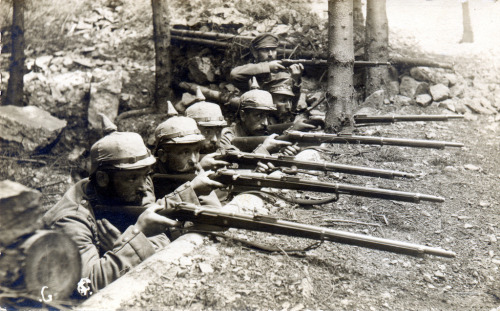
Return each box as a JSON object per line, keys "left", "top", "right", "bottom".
{"left": 1, "top": 0, "right": 500, "bottom": 310}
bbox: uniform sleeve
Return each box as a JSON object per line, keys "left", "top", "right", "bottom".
{"left": 157, "top": 181, "right": 201, "bottom": 207}
{"left": 219, "top": 127, "right": 238, "bottom": 152}
{"left": 230, "top": 62, "right": 271, "bottom": 91}
{"left": 51, "top": 214, "right": 156, "bottom": 293}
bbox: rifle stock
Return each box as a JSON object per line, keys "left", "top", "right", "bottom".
{"left": 231, "top": 131, "right": 464, "bottom": 151}
{"left": 112, "top": 203, "right": 455, "bottom": 258}
{"left": 153, "top": 169, "right": 444, "bottom": 203}
{"left": 215, "top": 150, "right": 415, "bottom": 179}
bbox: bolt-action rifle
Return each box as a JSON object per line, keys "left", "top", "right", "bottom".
{"left": 214, "top": 149, "right": 415, "bottom": 179}
{"left": 152, "top": 169, "right": 444, "bottom": 203}
{"left": 111, "top": 202, "right": 455, "bottom": 258}
{"left": 353, "top": 114, "right": 464, "bottom": 125}
{"left": 280, "top": 59, "right": 392, "bottom": 68}
{"left": 231, "top": 130, "right": 464, "bottom": 152}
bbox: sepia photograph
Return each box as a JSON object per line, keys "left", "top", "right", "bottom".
{"left": 0, "top": 0, "right": 499, "bottom": 309}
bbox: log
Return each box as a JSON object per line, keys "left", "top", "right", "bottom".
{"left": 0, "top": 230, "right": 81, "bottom": 301}
{"left": 79, "top": 233, "right": 204, "bottom": 309}
{"left": 0, "top": 180, "right": 42, "bottom": 248}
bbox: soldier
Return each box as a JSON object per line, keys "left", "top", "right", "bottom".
{"left": 229, "top": 33, "right": 303, "bottom": 95}
{"left": 185, "top": 98, "right": 231, "bottom": 171}
{"left": 42, "top": 129, "right": 193, "bottom": 294}
{"left": 219, "top": 79, "right": 299, "bottom": 156}
{"left": 152, "top": 116, "right": 224, "bottom": 207}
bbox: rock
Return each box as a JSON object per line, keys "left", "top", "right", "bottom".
{"left": 444, "top": 73, "right": 458, "bottom": 86}
{"left": 362, "top": 90, "right": 385, "bottom": 108}
{"left": 430, "top": 83, "right": 450, "bottom": 101}
{"left": 415, "top": 82, "right": 430, "bottom": 96}
{"left": 393, "top": 95, "right": 412, "bottom": 106}
{"left": 479, "top": 97, "right": 497, "bottom": 113}
{"left": 198, "top": 263, "right": 214, "bottom": 274}
{"left": 0, "top": 180, "right": 42, "bottom": 247}
{"left": 175, "top": 92, "right": 198, "bottom": 114}
{"left": 188, "top": 56, "right": 216, "bottom": 84}
{"left": 410, "top": 67, "right": 432, "bottom": 82}
{"left": 73, "top": 58, "right": 95, "bottom": 68}
{"left": 450, "top": 83, "right": 466, "bottom": 98}
{"left": 454, "top": 101, "right": 467, "bottom": 114}
{"left": 435, "top": 75, "right": 450, "bottom": 87}
{"left": 34, "top": 55, "right": 53, "bottom": 72}
{"left": 464, "top": 164, "right": 480, "bottom": 171}
{"left": 88, "top": 68, "right": 123, "bottom": 130}
{"left": 415, "top": 94, "right": 432, "bottom": 107}
{"left": 0, "top": 105, "right": 67, "bottom": 152}
{"left": 399, "top": 76, "right": 418, "bottom": 98}
{"left": 464, "top": 224, "right": 473, "bottom": 229}
{"left": 438, "top": 99, "right": 456, "bottom": 112}
{"left": 466, "top": 98, "right": 494, "bottom": 115}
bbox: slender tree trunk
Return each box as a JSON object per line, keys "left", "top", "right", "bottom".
{"left": 353, "top": 0, "right": 365, "bottom": 34}
{"left": 460, "top": 0, "right": 473, "bottom": 43}
{"left": 325, "top": 0, "right": 354, "bottom": 134}
{"left": 5, "top": 0, "right": 25, "bottom": 106}
{"left": 365, "top": 0, "right": 389, "bottom": 97}
{"left": 151, "top": 0, "right": 173, "bottom": 112}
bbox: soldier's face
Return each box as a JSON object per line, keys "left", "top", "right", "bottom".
{"left": 160, "top": 143, "right": 201, "bottom": 173}
{"left": 108, "top": 167, "right": 152, "bottom": 203}
{"left": 241, "top": 109, "right": 270, "bottom": 136}
{"left": 272, "top": 94, "right": 293, "bottom": 118}
{"left": 256, "top": 48, "right": 277, "bottom": 62}
{"left": 199, "top": 126, "right": 223, "bottom": 153}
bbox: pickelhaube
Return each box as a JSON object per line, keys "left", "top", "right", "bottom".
{"left": 154, "top": 116, "right": 205, "bottom": 145}
{"left": 185, "top": 102, "right": 227, "bottom": 127}
{"left": 90, "top": 131, "right": 156, "bottom": 175}
{"left": 239, "top": 77, "right": 275, "bottom": 111}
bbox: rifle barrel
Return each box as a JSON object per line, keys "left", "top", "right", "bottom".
{"left": 218, "top": 150, "right": 415, "bottom": 179}
{"left": 213, "top": 170, "right": 443, "bottom": 203}
{"left": 354, "top": 114, "right": 464, "bottom": 124}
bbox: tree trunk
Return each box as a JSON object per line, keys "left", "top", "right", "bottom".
{"left": 325, "top": 0, "right": 354, "bottom": 134}
{"left": 5, "top": 0, "right": 25, "bottom": 107}
{"left": 460, "top": 0, "right": 474, "bottom": 43}
{"left": 353, "top": 0, "right": 365, "bottom": 36}
{"left": 365, "top": 0, "right": 389, "bottom": 98}
{"left": 151, "top": 0, "right": 173, "bottom": 113}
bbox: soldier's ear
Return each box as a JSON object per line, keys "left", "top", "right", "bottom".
{"left": 239, "top": 110, "right": 247, "bottom": 122}
{"left": 96, "top": 171, "right": 110, "bottom": 188}
{"left": 250, "top": 47, "right": 258, "bottom": 60}
{"left": 157, "top": 148, "right": 168, "bottom": 163}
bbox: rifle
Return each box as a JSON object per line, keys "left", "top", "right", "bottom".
{"left": 354, "top": 114, "right": 464, "bottom": 125}
{"left": 280, "top": 59, "right": 391, "bottom": 68}
{"left": 114, "top": 202, "right": 455, "bottom": 258}
{"left": 153, "top": 169, "right": 444, "bottom": 203}
{"left": 178, "top": 81, "right": 241, "bottom": 111}
{"left": 214, "top": 149, "right": 415, "bottom": 179}
{"left": 231, "top": 130, "right": 464, "bottom": 152}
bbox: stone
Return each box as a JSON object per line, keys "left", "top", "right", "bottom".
{"left": 0, "top": 105, "right": 67, "bottom": 152}
{"left": 435, "top": 75, "right": 450, "bottom": 87}
{"left": 479, "top": 97, "right": 497, "bottom": 113}
{"left": 34, "top": 55, "right": 53, "bottom": 72}
{"left": 438, "top": 99, "right": 456, "bottom": 112}
{"left": 410, "top": 67, "right": 432, "bottom": 82}
{"left": 188, "top": 56, "right": 216, "bottom": 84}
{"left": 430, "top": 83, "right": 450, "bottom": 101}
{"left": 466, "top": 98, "right": 494, "bottom": 115}
{"left": 415, "top": 94, "right": 432, "bottom": 107}
{"left": 454, "top": 101, "right": 468, "bottom": 114}
{"left": 393, "top": 95, "right": 412, "bottom": 106}
{"left": 399, "top": 76, "right": 418, "bottom": 98}
{"left": 0, "top": 180, "right": 42, "bottom": 247}
{"left": 88, "top": 68, "right": 123, "bottom": 129}
{"left": 362, "top": 90, "right": 385, "bottom": 108}
{"left": 444, "top": 73, "right": 458, "bottom": 86}
{"left": 450, "top": 83, "right": 465, "bottom": 98}
{"left": 415, "top": 82, "right": 430, "bottom": 96}
{"left": 175, "top": 92, "right": 198, "bottom": 114}
{"left": 198, "top": 263, "right": 214, "bottom": 274}
{"left": 387, "top": 81, "right": 400, "bottom": 98}
{"left": 464, "top": 164, "right": 480, "bottom": 171}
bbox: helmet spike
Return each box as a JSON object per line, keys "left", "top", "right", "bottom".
{"left": 166, "top": 101, "right": 178, "bottom": 117}
{"left": 194, "top": 86, "right": 206, "bottom": 102}
{"left": 98, "top": 113, "right": 117, "bottom": 136}
{"left": 249, "top": 76, "right": 260, "bottom": 90}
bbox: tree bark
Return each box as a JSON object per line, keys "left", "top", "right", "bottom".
{"left": 325, "top": 0, "right": 354, "bottom": 134}
{"left": 365, "top": 0, "right": 389, "bottom": 97}
{"left": 5, "top": 0, "right": 25, "bottom": 106}
{"left": 460, "top": 0, "right": 474, "bottom": 43}
{"left": 353, "top": 0, "right": 365, "bottom": 35}
{"left": 151, "top": 0, "right": 173, "bottom": 112}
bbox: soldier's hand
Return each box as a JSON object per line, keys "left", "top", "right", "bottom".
{"left": 289, "top": 63, "right": 304, "bottom": 81}
{"left": 255, "top": 161, "right": 276, "bottom": 173}
{"left": 289, "top": 119, "right": 316, "bottom": 131}
{"left": 97, "top": 218, "right": 121, "bottom": 251}
{"left": 199, "top": 152, "right": 230, "bottom": 171}
{"left": 135, "top": 203, "right": 181, "bottom": 237}
{"left": 269, "top": 60, "right": 286, "bottom": 73}
{"left": 261, "top": 133, "right": 292, "bottom": 153}
{"left": 278, "top": 144, "right": 301, "bottom": 157}
{"left": 191, "top": 170, "right": 225, "bottom": 196}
